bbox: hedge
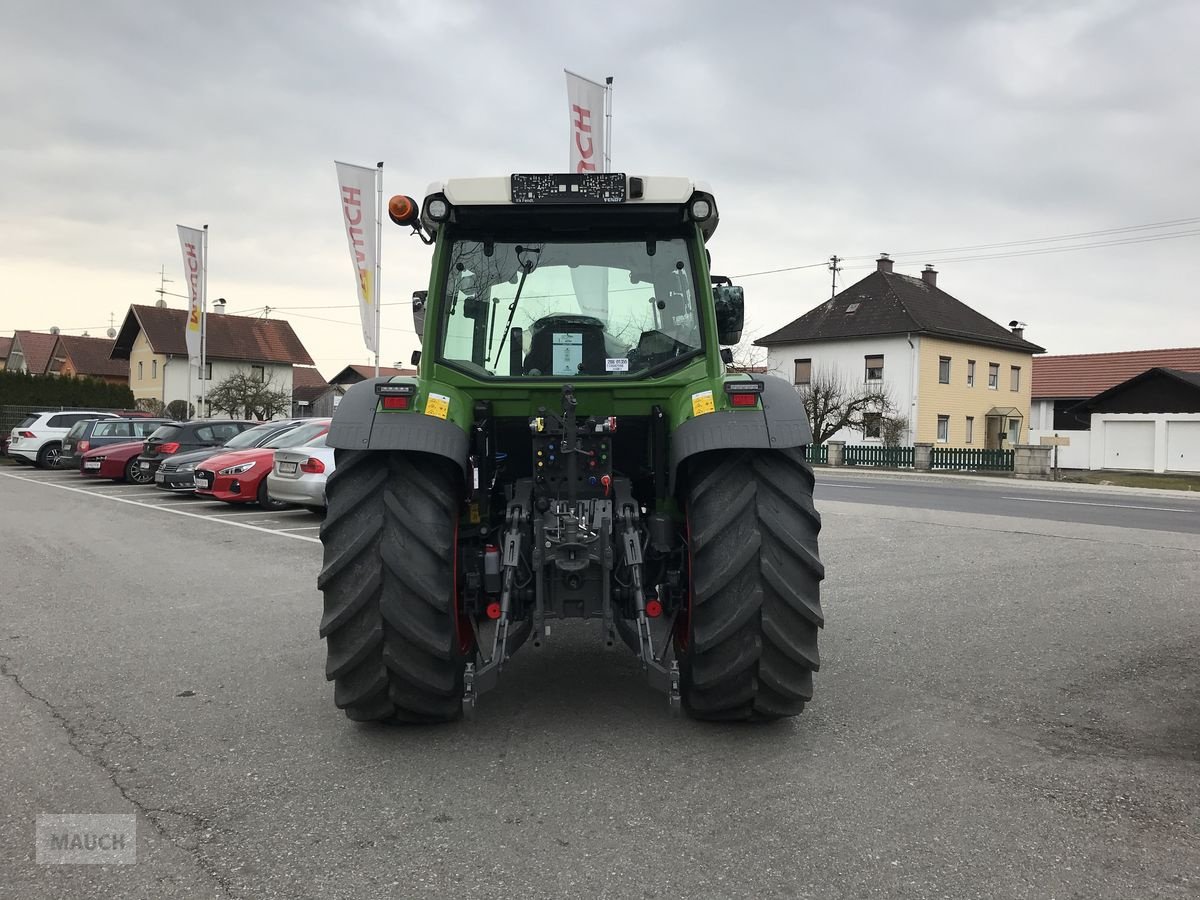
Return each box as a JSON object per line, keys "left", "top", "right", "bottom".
{"left": 0, "top": 370, "right": 135, "bottom": 408}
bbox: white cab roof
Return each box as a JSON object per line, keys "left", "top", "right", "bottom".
{"left": 427, "top": 175, "right": 708, "bottom": 207}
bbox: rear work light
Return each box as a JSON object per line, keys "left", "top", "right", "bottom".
{"left": 724, "top": 380, "right": 764, "bottom": 408}
{"left": 300, "top": 457, "right": 326, "bottom": 474}
{"left": 160, "top": 442, "right": 181, "bottom": 454}
{"left": 375, "top": 382, "right": 416, "bottom": 411}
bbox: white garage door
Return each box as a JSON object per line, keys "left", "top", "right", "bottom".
{"left": 1102, "top": 421, "right": 1155, "bottom": 471}
{"left": 1165, "top": 421, "right": 1200, "bottom": 473}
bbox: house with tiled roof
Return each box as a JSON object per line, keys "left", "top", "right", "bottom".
{"left": 756, "top": 255, "right": 1044, "bottom": 448}
{"left": 6, "top": 330, "right": 59, "bottom": 375}
{"left": 110, "top": 305, "right": 315, "bottom": 414}
{"left": 46, "top": 334, "right": 129, "bottom": 385}
{"left": 0, "top": 336, "right": 11, "bottom": 371}
{"left": 328, "top": 364, "right": 417, "bottom": 385}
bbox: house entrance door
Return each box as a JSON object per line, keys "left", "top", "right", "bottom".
{"left": 985, "top": 415, "right": 1004, "bottom": 450}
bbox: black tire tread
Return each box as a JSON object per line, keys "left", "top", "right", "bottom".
{"left": 318, "top": 449, "right": 465, "bottom": 724}
{"left": 682, "top": 448, "right": 824, "bottom": 721}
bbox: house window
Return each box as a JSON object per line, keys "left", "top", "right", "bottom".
{"left": 251, "top": 365, "right": 265, "bottom": 383}
{"left": 1010, "top": 365, "right": 1020, "bottom": 391}
{"left": 864, "top": 355, "right": 884, "bottom": 382}
{"left": 862, "top": 412, "right": 882, "bottom": 440}
{"left": 151, "top": 360, "right": 157, "bottom": 379}
{"left": 1007, "top": 418, "right": 1021, "bottom": 445}
{"left": 937, "top": 415, "right": 949, "bottom": 443}
{"left": 965, "top": 416, "right": 974, "bottom": 444}
{"left": 137, "top": 361, "right": 143, "bottom": 380}
{"left": 793, "top": 358, "right": 811, "bottom": 386}
{"left": 988, "top": 363, "right": 999, "bottom": 389}
{"left": 938, "top": 356, "right": 951, "bottom": 384}
{"left": 967, "top": 360, "right": 976, "bottom": 387}
{"left": 204, "top": 362, "right": 213, "bottom": 380}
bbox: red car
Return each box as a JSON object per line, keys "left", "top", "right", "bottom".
{"left": 79, "top": 440, "right": 151, "bottom": 483}
{"left": 194, "top": 420, "right": 330, "bottom": 508}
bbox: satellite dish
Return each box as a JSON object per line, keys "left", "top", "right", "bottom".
{"left": 156, "top": 298, "right": 168, "bottom": 308}
{"left": 107, "top": 326, "right": 117, "bottom": 338}
{"left": 49, "top": 325, "right": 60, "bottom": 335}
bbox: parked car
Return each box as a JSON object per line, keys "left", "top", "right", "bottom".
{"left": 7, "top": 410, "right": 120, "bottom": 468}
{"left": 154, "top": 419, "right": 309, "bottom": 492}
{"left": 79, "top": 440, "right": 149, "bottom": 483}
{"left": 265, "top": 434, "right": 336, "bottom": 512}
{"left": 134, "top": 419, "right": 256, "bottom": 480}
{"left": 194, "top": 420, "right": 331, "bottom": 509}
{"left": 58, "top": 417, "right": 174, "bottom": 470}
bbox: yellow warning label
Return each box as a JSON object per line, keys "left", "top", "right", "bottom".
{"left": 468, "top": 502, "right": 480, "bottom": 524}
{"left": 425, "top": 392, "right": 450, "bottom": 420}
{"left": 691, "top": 390, "right": 715, "bottom": 417}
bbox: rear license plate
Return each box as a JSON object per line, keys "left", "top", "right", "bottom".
{"left": 139, "top": 461, "right": 150, "bottom": 470}
{"left": 83, "top": 461, "right": 101, "bottom": 470}
{"left": 278, "top": 461, "right": 297, "bottom": 474}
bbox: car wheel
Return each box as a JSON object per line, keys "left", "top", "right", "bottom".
{"left": 126, "top": 460, "right": 153, "bottom": 485}
{"left": 256, "top": 479, "right": 289, "bottom": 510}
{"left": 35, "top": 443, "right": 61, "bottom": 469}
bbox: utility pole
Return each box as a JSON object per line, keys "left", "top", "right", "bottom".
{"left": 828, "top": 255, "right": 842, "bottom": 298}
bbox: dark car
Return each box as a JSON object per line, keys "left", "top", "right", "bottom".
{"left": 59, "top": 417, "right": 174, "bottom": 469}
{"left": 154, "top": 419, "right": 310, "bottom": 492}
{"left": 134, "top": 419, "right": 256, "bottom": 480}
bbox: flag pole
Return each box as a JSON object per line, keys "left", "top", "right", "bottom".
{"left": 604, "top": 76, "right": 613, "bottom": 173}
{"left": 199, "top": 224, "right": 208, "bottom": 418}
{"left": 374, "top": 161, "right": 383, "bottom": 377}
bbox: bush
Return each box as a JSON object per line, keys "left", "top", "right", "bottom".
{"left": 0, "top": 370, "right": 135, "bottom": 408}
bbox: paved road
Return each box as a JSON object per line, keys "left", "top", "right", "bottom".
{"left": 816, "top": 470, "right": 1200, "bottom": 534}
{"left": 2, "top": 466, "right": 1199, "bottom": 899}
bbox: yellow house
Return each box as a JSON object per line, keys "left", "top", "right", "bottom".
{"left": 756, "top": 255, "right": 1045, "bottom": 448}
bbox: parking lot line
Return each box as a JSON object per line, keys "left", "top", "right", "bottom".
{"left": 1002, "top": 496, "right": 1194, "bottom": 513}
{"left": 276, "top": 525, "right": 322, "bottom": 532}
{"left": 0, "top": 472, "right": 320, "bottom": 544}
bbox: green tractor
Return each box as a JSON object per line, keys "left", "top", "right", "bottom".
{"left": 318, "top": 173, "right": 824, "bottom": 722}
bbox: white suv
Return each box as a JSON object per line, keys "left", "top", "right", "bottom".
{"left": 8, "top": 411, "right": 119, "bottom": 468}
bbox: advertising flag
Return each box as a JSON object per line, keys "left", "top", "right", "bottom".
{"left": 177, "top": 225, "right": 205, "bottom": 365}
{"left": 335, "top": 161, "right": 379, "bottom": 354}
{"left": 565, "top": 70, "right": 606, "bottom": 173}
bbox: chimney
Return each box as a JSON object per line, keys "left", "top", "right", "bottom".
{"left": 921, "top": 264, "right": 937, "bottom": 287}
{"left": 212, "top": 297, "right": 227, "bottom": 315}
{"left": 875, "top": 253, "right": 893, "bottom": 274}
{"left": 1008, "top": 320, "right": 1026, "bottom": 339}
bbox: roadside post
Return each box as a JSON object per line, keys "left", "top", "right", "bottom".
{"left": 1040, "top": 433, "right": 1070, "bottom": 481}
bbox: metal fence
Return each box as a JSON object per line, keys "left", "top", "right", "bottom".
{"left": 0, "top": 404, "right": 141, "bottom": 437}
{"left": 844, "top": 444, "right": 914, "bottom": 468}
{"left": 804, "top": 444, "right": 828, "bottom": 465}
{"left": 931, "top": 446, "right": 1013, "bottom": 471}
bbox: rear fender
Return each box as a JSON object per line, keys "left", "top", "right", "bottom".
{"left": 326, "top": 377, "right": 469, "bottom": 475}
{"left": 669, "top": 374, "right": 812, "bottom": 490}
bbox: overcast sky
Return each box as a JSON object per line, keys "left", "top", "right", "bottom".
{"left": 2, "top": 0, "right": 1197, "bottom": 374}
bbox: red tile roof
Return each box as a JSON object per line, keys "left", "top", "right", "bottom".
{"left": 112, "top": 305, "right": 314, "bottom": 366}
{"left": 12, "top": 330, "right": 59, "bottom": 374}
{"left": 291, "top": 366, "right": 329, "bottom": 403}
{"left": 53, "top": 334, "right": 129, "bottom": 378}
{"left": 1032, "top": 348, "right": 1200, "bottom": 398}
{"left": 0, "top": 336, "right": 11, "bottom": 361}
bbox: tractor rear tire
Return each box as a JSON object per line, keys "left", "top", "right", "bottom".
{"left": 681, "top": 448, "right": 824, "bottom": 721}
{"left": 318, "top": 450, "right": 467, "bottom": 724}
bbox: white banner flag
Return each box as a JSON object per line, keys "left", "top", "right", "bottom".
{"left": 177, "top": 225, "right": 205, "bottom": 366}
{"left": 565, "top": 70, "right": 606, "bottom": 173}
{"left": 335, "top": 161, "right": 379, "bottom": 354}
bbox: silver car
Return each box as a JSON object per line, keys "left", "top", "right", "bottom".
{"left": 266, "top": 434, "right": 335, "bottom": 511}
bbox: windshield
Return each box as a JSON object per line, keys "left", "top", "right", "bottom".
{"left": 225, "top": 422, "right": 286, "bottom": 449}
{"left": 264, "top": 421, "right": 328, "bottom": 449}
{"left": 438, "top": 237, "right": 703, "bottom": 378}
{"left": 66, "top": 421, "right": 91, "bottom": 439}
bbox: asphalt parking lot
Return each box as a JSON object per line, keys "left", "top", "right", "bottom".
{"left": 2, "top": 466, "right": 1198, "bottom": 899}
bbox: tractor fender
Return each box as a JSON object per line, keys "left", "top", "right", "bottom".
{"left": 326, "top": 377, "right": 469, "bottom": 474}
{"left": 670, "top": 374, "right": 813, "bottom": 489}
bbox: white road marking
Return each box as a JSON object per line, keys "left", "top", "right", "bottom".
{"left": 816, "top": 483, "right": 875, "bottom": 490}
{"left": 0, "top": 472, "right": 320, "bottom": 543}
{"left": 1002, "top": 496, "right": 1194, "bottom": 513}
{"left": 276, "top": 525, "right": 322, "bottom": 532}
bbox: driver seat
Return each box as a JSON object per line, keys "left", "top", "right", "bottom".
{"left": 522, "top": 315, "right": 609, "bottom": 376}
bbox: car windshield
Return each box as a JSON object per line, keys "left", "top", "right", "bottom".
{"left": 16, "top": 416, "right": 37, "bottom": 428}
{"left": 148, "top": 425, "right": 181, "bottom": 441}
{"left": 263, "top": 422, "right": 328, "bottom": 449}
{"left": 438, "top": 237, "right": 703, "bottom": 378}
{"left": 225, "top": 423, "right": 285, "bottom": 449}
{"left": 66, "top": 421, "right": 91, "bottom": 439}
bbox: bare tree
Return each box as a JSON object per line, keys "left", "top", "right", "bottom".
{"left": 135, "top": 397, "right": 165, "bottom": 416}
{"left": 207, "top": 370, "right": 292, "bottom": 420}
{"left": 798, "top": 367, "right": 899, "bottom": 445}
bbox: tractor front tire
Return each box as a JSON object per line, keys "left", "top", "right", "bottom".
{"left": 318, "top": 450, "right": 467, "bottom": 724}
{"left": 682, "top": 448, "right": 824, "bottom": 721}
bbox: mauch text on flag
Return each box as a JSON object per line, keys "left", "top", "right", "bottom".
{"left": 335, "top": 161, "right": 379, "bottom": 354}
{"left": 565, "top": 70, "right": 606, "bottom": 174}
{"left": 177, "top": 225, "right": 205, "bottom": 365}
